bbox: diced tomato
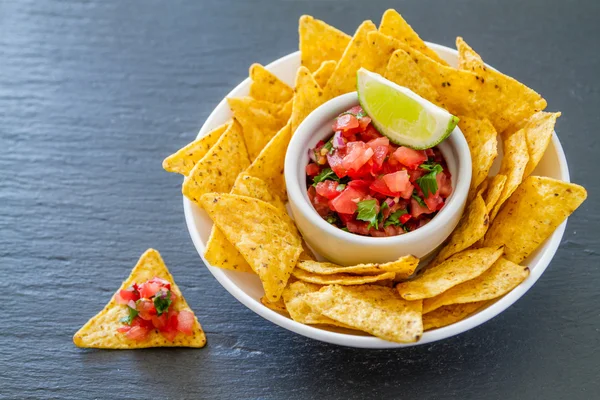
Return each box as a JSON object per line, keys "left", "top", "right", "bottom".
{"left": 151, "top": 313, "right": 168, "bottom": 329}
{"left": 426, "top": 148, "right": 435, "bottom": 157}
{"left": 369, "top": 177, "right": 397, "bottom": 197}
{"left": 305, "top": 163, "right": 320, "bottom": 176}
{"left": 160, "top": 312, "right": 180, "bottom": 341}
{"left": 393, "top": 147, "right": 428, "bottom": 169}
{"left": 346, "top": 220, "right": 371, "bottom": 236}
{"left": 338, "top": 212, "right": 354, "bottom": 224}
{"left": 366, "top": 137, "right": 389, "bottom": 169}
{"left": 408, "top": 168, "right": 426, "bottom": 183}
{"left": 136, "top": 298, "right": 157, "bottom": 320}
{"left": 424, "top": 193, "right": 444, "bottom": 212}
{"left": 115, "top": 288, "right": 139, "bottom": 305}
{"left": 358, "top": 116, "right": 371, "bottom": 130}
{"left": 347, "top": 179, "right": 371, "bottom": 192}
{"left": 177, "top": 310, "right": 195, "bottom": 335}
{"left": 360, "top": 124, "right": 381, "bottom": 142}
{"left": 347, "top": 105, "right": 363, "bottom": 115}
{"left": 342, "top": 141, "right": 374, "bottom": 172}
{"left": 346, "top": 161, "right": 373, "bottom": 179}
{"left": 382, "top": 171, "right": 413, "bottom": 199}
{"left": 117, "top": 326, "right": 130, "bottom": 333}
{"left": 315, "top": 180, "right": 342, "bottom": 200}
{"left": 126, "top": 325, "right": 150, "bottom": 341}
{"left": 308, "top": 186, "right": 331, "bottom": 217}
{"left": 437, "top": 171, "right": 453, "bottom": 197}
{"left": 410, "top": 197, "right": 433, "bottom": 218}
{"left": 330, "top": 187, "right": 365, "bottom": 214}
{"left": 333, "top": 114, "right": 360, "bottom": 135}
{"left": 400, "top": 213, "right": 412, "bottom": 224}
{"left": 366, "top": 136, "right": 389, "bottom": 150}
{"left": 327, "top": 152, "right": 347, "bottom": 178}
{"left": 139, "top": 281, "right": 162, "bottom": 299}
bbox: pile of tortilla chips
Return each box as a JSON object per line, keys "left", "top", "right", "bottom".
{"left": 163, "top": 9, "right": 587, "bottom": 343}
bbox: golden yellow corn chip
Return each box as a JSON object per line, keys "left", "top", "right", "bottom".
{"left": 483, "top": 174, "right": 507, "bottom": 212}
{"left": 519, "top": 111, "right": 561, "bottom": 177}
{"left": 458, "top": 116, "right": 498, "bottom": 197}
{"left": 182, "top": 121, "right": 250, "bottom": 206}
{"left": 489, "top": 129, "right": 529, "bottom": 221}
{"left": 303, "top": 285, "right": 423, "bottom": 343}
{"left": 484, "top": 176, "right": 587, "bottom": 263}
{"left": 379, "top": 9, "right": 448, "bottom": 65}
{"left": 323, "top": 20, "right": 378, "bottom": 100}
{"left": 73, "top": 249, "right": 206, "bottom": 349}
{"left": 423, "top": 301, "right": 487, "bottom": 331}
{"left": 245, "top": 122, "right": 292, "bottom": 201}
{"left": 297, "top": 255, "right": 419, "bottom": 279}
{"left": 477, "top": 178, "right": 489, "bottom": 197}
{"left": 249, "top": 63, "right": 294, "bottom": 105}
{"left": 384, "top": 49, "right": 440, "bottom": 105}
{"left": 398, "top": 247, "right": 503, "bottom": 300}
{"left": 200, "top": 193, "right": 302, "bottom": 301}
{"left": 299, "top": 15, "right": 351, "bottom": 72}
{"left": 313, "top": 60, "right": 336, "bottom": 88}
{"left": 291, "top": 66, "right": 325, "bottom": 134}
{"left": 227, "top": 96, "right": 285, "bottom": 160}
{"left": 162, "top": 122, "right": 230, "bottom": 176}
{"left": 261, "top": 296, "right": 288, "bottom": 314}
{"left": 423, "top": 257, "right": 529, "bottom": 313}
{"left": 456, "top": 36, "right": 484, "bottom": 70}
{"left": 278, "top": 98, "right": 293, "bottom": 124}
{"left": 282, "top": 281, "right": 352, "bottom": 327}
{"left": 292, "top": 268, "right": 395, "bottom": 286}
{"left": 431, "top": 195, "right": 490, "bottom": 265}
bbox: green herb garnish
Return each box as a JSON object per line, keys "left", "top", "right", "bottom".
{"left": 384, "top": 209, "right": 408, "bottom": 227}
{"left": 412, "top": 193, "right": 426, "bottom": 207}
{"left": 356, "top": 199, "right": 379, "bottom": 229}
{"left": 119, "top": 306, "right": 139, "bottom": 325}
{"left": 416, "top": 163, "right": 443, "bottom": 197}
{"left": 153, "top": 290, "right": 172, "bottom": 316}
{"left": 312, "top": 167, "right": 339, "bottom": 186}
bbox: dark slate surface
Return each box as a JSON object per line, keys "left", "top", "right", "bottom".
{"left": 1, "top": 0, "right": 599, "bottom": 398}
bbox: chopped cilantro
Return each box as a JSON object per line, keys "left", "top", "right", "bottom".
{"left": 384, "top": 209, "right": 408, "bottom": 227}
{"left": 356, "top": 199, "right": 379, "bottom": 229}
{"left": 357, "top": 110, "right": 367, "bottom": 118}
{"left": 341, "top": 227, "right": 350, "bottom": 232}
{"left": 325, "top": 214, "right": 341, "bottom": 225}
{"left": 416, "top": 163, "right": 443, "bottom": 197}
{"left": 323, "top": 139, "right": 333, "bottom": 153}
{"left": 412, "top": 193, "right": 426, "bottom": 207}
{"left": 119, "top": 306, "right": 139, "bottom": 325}
{"left": 153, "top": 290, "right": 172, "bottom": 316}
{"left": 312, "top": 168, "right": 339, "bottom": 186}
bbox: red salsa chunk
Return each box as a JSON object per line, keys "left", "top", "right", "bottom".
{"left": 114, "top": 277, "right": 195, "bottom": 341}
{"left": 306, "top": 106, "right": 452, "bottom": 237}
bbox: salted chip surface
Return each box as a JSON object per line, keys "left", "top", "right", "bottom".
{"left": 292, "top": 66, "right": 325, "bottom": 134}
{"left": 517, "top": 111, "right": 561, "bottom": 177}
{"left": 162, "top": 122, "right": 230, "bottom": 176}
{"left": 458, "top": 116, "right": 498, "bottom": 197}
{"left": 200, "top": 193, "right": 302, "bottom": 301}
{"left": 73, "top": 249, "right": 206, "bottom": 349}
{"left": 398, "top": 247, "right": 503, "bottom": 300}
{"left": 456, "top": 36, "right": 484, "bottom": 70}
{"left": 182, "top": 121, "right": 250, "bottom": 206}
{"left": 313, "top": 60, "right": 336, "bottom": 88}
{"left": 249, "top": 63, "right": 294, "bottom": 105}
{"left": 292, "top": 268, "right": 396, "bottom": 286}
{"left": 323, "top": 20, "right": 377, "bottom": 100}
{"left": 261, "top": 296, "right": 288, "bottom": 314}
{"left": 384, "top": 49, "right": 440, "bottom": 105}
{"left": 299, "top": 15, "right": 351, "bottom": 72}
{"left": 489, "top": 129, "right": 529, "bottom": 221}
{"left": 245, "top": 122, "right": 292, "bottom": 201}
{"left": 423, "top": 301, "right": 487, "bottom": 331}
{"left": 432, "top": 195, "right": 490, "bottom": 264}
{"left": 423, "top": 257, "right": 529, "bottom": 313}
{"left": 278, "top": 98, "right": 293, "bottom": 124}
{"left": 483, "top": 174, "right": 507, "bottom": 212}
{"left": 484, "top": 176, "right": 587, "bottom": 263}
{"left": 303, "top": 285, "right": 423, "bottom": 343}
{"left": 379, "top": 9, "right": 448, "bottom": 65}
{"left": 297, "top": 255, "right": 419, "bottom": 279}
{"left": 282, "top": 281, "right": 351, "bottom": 327}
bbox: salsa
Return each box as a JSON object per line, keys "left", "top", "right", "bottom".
{"left": 306, "top": 106, "right": 452, "bottom": 237}
{"left": 114, "top": 277, "right": 195, "bottom": 341}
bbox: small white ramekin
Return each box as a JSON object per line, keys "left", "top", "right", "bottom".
{"left": 284, "top": 92, "right": 472, "bottom": 266}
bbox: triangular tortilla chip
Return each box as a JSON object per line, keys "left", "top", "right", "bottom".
{"left": 456, "top": 36, "right": 484, "bottom": 70}
{"left": 517, "top": 111, "right": 561, "bottom": 177}
{"left": 73, "top": 249, "right": 206, "bottom": 349}
{"left": 323, "top": 20, "right": 378, "bottom": 100}
{"left": 483, "top": 174, "right": 507, "bottom": 212}
{"left": 182, "top": 120, "right": 250, "bottom": 206}
{"left": 291, "top": 66, "right": 325, "bottom": 134}
{"left": 249, "top": 63, "right": 294, "bottom": 105}
{"left": 227, "top": 97, "right": 284, "bottom": 160}
{"left": 384, "top": 49, "right": 441, "bottom": 105}
{"left": 162, "top": 121, "right": 230, "bottom": 176}
{"left": 278, "top": 98, "right": 293, "bottom": 124}
{"left": 297, "top": 255, "right": 419, "bottom": 279}
{"left": 292, "top": 268, "right": 396, "bottom": 285}
{"left": 299, "top": 15, "right": 351, "bottom": 72}
{"left": 423, "top": 301, "right": 487, "bottom": 331}
{"left": 379, "top": 9, "right": 448, "bottom": 66}
{"left": 313, "top": 60, "right": 337, "bottom": 89}
{"left": 200, "top": 193, "right": 302, "bottom": 301}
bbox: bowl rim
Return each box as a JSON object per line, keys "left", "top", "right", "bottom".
{"left": 182, "top": 43, "right": 571, "bottom": 348}
{"left": 284, "top": 91, "right": 472, "bottom": 249}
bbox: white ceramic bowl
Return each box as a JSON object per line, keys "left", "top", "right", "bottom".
{"left": 285, "top": 92, "right": 471, "bottom": 266}
{"left": 183, "top": 43, "right": 570, "bottom": 348}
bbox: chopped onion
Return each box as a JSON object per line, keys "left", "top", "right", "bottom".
{"left": 384, "top": 198, "right": 396, "bottom": 208}
{"left": 127, "top": 300, "right": 137, "bottom": 310}
{"left": 308, "top": 148, "right": 317, "bottom": 162}
{"left": 333, "top": 131, "right": 346, "bottom": 149}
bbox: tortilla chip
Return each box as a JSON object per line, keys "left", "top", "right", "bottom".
{"left": 431, "top": 195, "right": 490, "bottom": 265}
{"left": 182, "top": 120, "right": 250, "bottom": 206}
{"left": 423, "top": 257, "right": 529, "bottom": 313}
{"left": 200, "top": 193, "right": 302, "bottom": 301}
{"left": 205, "top": 228, "right": 254, "bottom": 273}
{"left": 282, "top": 281, "right": 352, "bottom": 327}
{"left": 477, "top": 178, "right": 489, "bottom": 197}
{"left": 483, "top": 174, "right": 507, "bottom": 212}
{"left": 518, "top": 111, "right": 561, "bottom": 177}
{"left": 261, "top": 296, "right": 288, "bottom": 314}
{"left": 292, "top": 268, "right": 396, "bottom": 285}
{"left": 456, "top": 36, "right": 484, "bottom": 70}
{"left": 297, "top": 255, "right": 419, "bottom": 279}
{"left": 291, "top": 66, "right": 325, "bottom": 134}
{"left": 489, "top": 129, "right": 529, "bottom": 221}
{"left": 423, "top": 301, "right": 487, "bottom": 331}
{"left": 278, "top": 98, "right": 293, "bottom": 124}
{"left": 162, "top": 122, "right": 230, "bottom": 176}
{"left": 398, "top": 247, "right": 503, "bottom": 300}
{"left": 227, "top": 96, "right": 284, "bottom": 160}
{"left": 323, "top": 20, "right": 378, "bottom": 100}
{"left": 299, "top": 15, "right": 351, "bottom": 72}
{"left": 249, "top": 63, "right": 294, "bottom": 105}
{"left": 73, "top": 249, "right": 206, "bottom": 349}
{"left": 484, "top": 176, "right": 587, "bottom": 263}
{"left": 384, "top": 49, "right": 441, "bottom": 104}
{"left": 303, "top": 285, "right": 423, "bottom": 343}
{"left": 245, "top": 122, "right": 292, "bottom": 201}
{"left": 458, "top": 116, "right": 498, "bottom": 197}
{"left": 313, "top": 60, "right": 336, "bottom": 89}
{"left": 379, "top": 9, "right": 448, "bottom": 65}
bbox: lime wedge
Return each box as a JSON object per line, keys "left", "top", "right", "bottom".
{"left": 356, "top": 68, "right": 458, "bottom": 149}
